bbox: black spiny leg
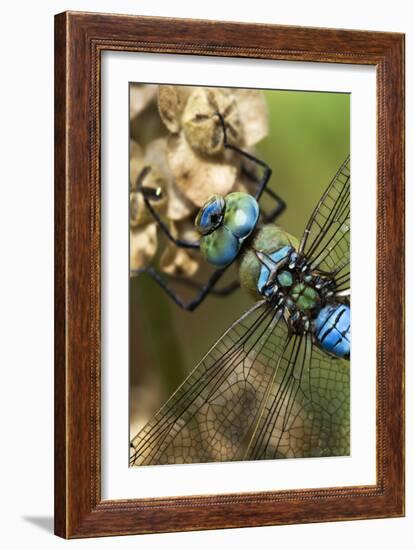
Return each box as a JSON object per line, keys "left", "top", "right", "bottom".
{"left": 134, "top": 179, "right": 230, "bottom": 310}
{"left": 216, "top": 111, "right": 285, "bottom": 219}
{"left": 139, "top": 187, "right": 200, "bottom": 250}
{"left": 262, "top": 187, "right": 286, "bottom": 223}
{"left": 132, "top": 266, "right": 230, "bottom": 311}
{"left": 242, "top": 166, "right": 286, "bottom": 223}
{"left": 170, "top": 274, "right": 240, "bottom": 297}
{"left": 215, "top": 112, "right": 272, "bottom": 201}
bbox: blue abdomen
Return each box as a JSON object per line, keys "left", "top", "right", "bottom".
{"left": 313, "top": 303, "right": 350, "bottom": 359}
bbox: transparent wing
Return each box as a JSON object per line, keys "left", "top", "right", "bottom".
{"left": 306, "top": 346, "right": 350, "bottom": 457}
{"left": 248, "top": 337, "right": 350, "bottom": 460}
{"left": 299, "top": 157, "right": 350, "bottom": 289}
{"left": 130, "top": 301, "right": 289, "bottom": 466}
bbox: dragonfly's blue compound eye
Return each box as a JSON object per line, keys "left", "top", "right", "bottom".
{"left": 200, "top": 225, "right": 240, "bottom": 268}
{"left": 198, "top": 192, "right": 260, "bottom": 268}
{"left": 195, "top": 195, "right": 226, "bottom": 236}
{"left": 223, "top": 192, "right": 260, "bottom": 239}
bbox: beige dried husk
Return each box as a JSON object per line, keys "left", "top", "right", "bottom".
{"left": 129, "top": 140, "right": 168, "bottom": 227}
{"left": 130, "top": 84, "right": 158, "bottom": 118}
{"left": 159, "top": 220, "right": 200, "bottom": 277}
{"left": 130, "top": 223, "right": 158, "bottom": 272}
{"left": 158, "top": 85, "right": 268, "bottom": 207}
{"left": 167, "top": 134, "right": 239, "bottom": 207}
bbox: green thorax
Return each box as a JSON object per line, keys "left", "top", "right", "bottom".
{"left": 291, "top": 283, "right": 318, "bottom": 310}
{"left": 238, "top": 224, "right": 299, "bottom": 299}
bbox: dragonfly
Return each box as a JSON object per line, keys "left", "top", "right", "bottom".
{"left": 130, "top": 146, "right": 351, "bottom": 466}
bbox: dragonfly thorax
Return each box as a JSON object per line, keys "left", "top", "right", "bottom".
{"left": 256, "top": 247, "right": 337, "bottom": 335}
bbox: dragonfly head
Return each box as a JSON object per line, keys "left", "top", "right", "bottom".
{"left": 195, "top": 192, "right": 260, "bottom": 268}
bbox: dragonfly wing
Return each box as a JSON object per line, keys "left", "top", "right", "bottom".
{"left": 248, "top": 336, "right": 350, "bottom": 460}
{"left": 299, "top": 157, "right": 350, "bottom": 290}
{"left": 306, "top": 346, "right": 350, "bottom": 457}
{"left": 130, "top": 300, "right": 290, "bottom": 466}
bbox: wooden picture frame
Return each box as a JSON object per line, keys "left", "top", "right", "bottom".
{"left": 54, "top": 11, "right": 405, "bottom": 538}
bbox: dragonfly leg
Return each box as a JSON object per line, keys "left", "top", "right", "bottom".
{"left": 215, "top": 112, "right": 272, "bottom": 201}
{"left": 262, "top": 187, "right": 286, "bottom": 223}
{"left": 132, "top": 266, "right": 229, "bottom": 311}
{"left": 171, "top": 275, "right": 240, "bottom": 297}
{"left": 138, "top": 187, "right": 200, "bottom": 250}
{"left": 242, "top": 166, "right": 286, "bottom": 222}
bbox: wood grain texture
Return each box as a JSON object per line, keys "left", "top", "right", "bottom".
{"left": 54, "top": 11, "right": 405, "bottom": 538}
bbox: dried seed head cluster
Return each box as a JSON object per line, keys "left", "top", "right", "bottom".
{"left": 130, "top": 83, "right": 269, "bottom": 277}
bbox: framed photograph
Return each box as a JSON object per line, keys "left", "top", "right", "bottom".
{"left": 54, "top": 11, "right": 405, "bottom": 538}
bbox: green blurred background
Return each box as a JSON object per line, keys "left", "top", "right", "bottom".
{"left": 130, "top": 88, "right": 350, "bottom": 436}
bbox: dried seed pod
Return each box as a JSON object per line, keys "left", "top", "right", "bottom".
{"left": 160, "top": 221, "right": 200, "bottom": 277}
{"left": 130, "top": 223, "right": 158, "bottom": 272}
{"left": 158, "top": 85, "right": 191, "bottom": 133}
{"left": 160, "top": 243, "right": 199, "bottom": 277}
{"left": 182, "top": 88, "right": 243, "bottom": 155}
{"left": 144, "top": 137, "right": 195, "bottom": 221}
{"left": 130, "top": 141, "right": 144, "bottom": 191}
{"left": 129, "top": 192, "right": 144, "bottom": 228}
{"left": 130, "top": 84, "right": 158, "bottom": 118}
{"left": 130, "top": 166, "right": 168, "bottom": 227}
{"left": 166, "top": 181, "right": 195, "bottom": 221}
{"left": 234, "top": 89, "right": 268, "bottom": 146}
{"left": 167, "top": 134, "right": 238, "bottom": 207}
{"left": 174, "top": 218, "right": 201, "bottom": 247}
